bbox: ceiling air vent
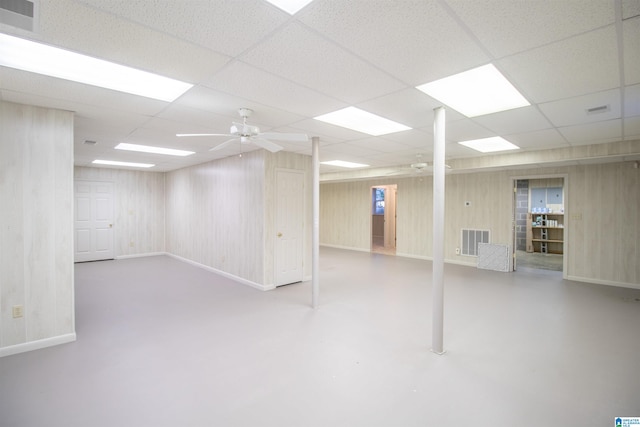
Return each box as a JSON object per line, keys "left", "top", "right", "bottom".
{"left": 0, "top": 0, "right": 36, "bottom": 31}
{"left": 586, "top": 104, "right": 610, "bottom": 115}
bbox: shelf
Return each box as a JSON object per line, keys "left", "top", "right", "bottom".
{"left": 532, "top": 239, "right": 563, "bottom": 243}
{"left": 532, "top": 226, "right": 564, "bottom": 229}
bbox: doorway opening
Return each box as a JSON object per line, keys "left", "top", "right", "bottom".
{"left": 371, "top": 184, "right": 397, "bottom": 255}
{"left": 513, "top": 177, "right": 565, "bottom": 274}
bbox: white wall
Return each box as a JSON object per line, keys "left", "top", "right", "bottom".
{"left": 74, "top": 167, "right": 165, "bottom": 257}
{"left": 0, "top": 101, "right": 75, "bottom": 356}
{"left": 320, "top": 162, "right": 640, "bottom": 288}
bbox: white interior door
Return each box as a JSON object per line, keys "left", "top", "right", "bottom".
{"left": 275, "top": 170, "right": 304, "bottom": 286}
{"left": 74, "top": 181, "right": 114, "bottom": 262}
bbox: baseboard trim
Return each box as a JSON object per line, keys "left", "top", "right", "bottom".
{"left": 566, "top": 275, "right": 640, "bottom": 290}
{"left": 166, "top": 253, "right": 274, "bottom": 291}
{"left": 0, "top": 333, "right": 76, "bottom": 358}
{"left": 116, "top": 252, "right": 167, "bottom": 260}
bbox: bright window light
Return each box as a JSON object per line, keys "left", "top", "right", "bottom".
{"left": 458, "top": 136, "right": 520, "bottom": 153}
{"left": 92, "top": 160, "right": 155, "bottom": 168}
{"left": 265, "top": 0, "right": 314, "bottom": 14}
{"left": 314, "top": 107, "right": 411, "bottom": 136}
{"left": 321, "top": 160, "right": 370, "bottom": 168}
{"left": 416, "top": 64, "right": 530, "bottom": 117}
{"left": 115, "top": 143, "right": 194, "bottom": 157}
{"left": 0, "top": 33, "right": 193, "bottom": 102}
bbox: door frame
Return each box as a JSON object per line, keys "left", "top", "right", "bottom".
{"left": 510, "top": 173, "right": 569, "bottom": 279}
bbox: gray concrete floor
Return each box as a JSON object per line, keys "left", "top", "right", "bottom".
{"left": 1, "top": 248, "right": 639, "bottom": 426}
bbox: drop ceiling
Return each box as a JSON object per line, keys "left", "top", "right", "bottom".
{"left": 1, "top": 0, "right": 639, "bottom": 177}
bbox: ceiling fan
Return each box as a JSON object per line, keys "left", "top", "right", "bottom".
{"left": 176, "top": 108, "right": 308, "bottom": 153}
{"left": 387, "top": 155, "right": 451, "bottom": 176}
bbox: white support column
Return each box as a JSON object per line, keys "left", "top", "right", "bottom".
{"left": 431, "top": 107, "right": 446, "bottom": 355}
{"left": 312, "top": 136, "right": 320, "bottom": 308}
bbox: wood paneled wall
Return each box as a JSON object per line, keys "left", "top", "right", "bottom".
{"left": 0, "top": 101, "right": 75, "bottom": 353}
{"left": 165, "top": 151, "right": 266, "bottom": 286}
{"left": 74, "top": 167, "right": 166, "bottom": 257}
{"left": 320, "top": 163, "right": 640, "bottom": 288}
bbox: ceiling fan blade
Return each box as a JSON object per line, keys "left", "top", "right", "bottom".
{"left": 252, "top": 138, "right": 283, "bottom": 153}
{"left": 259, "top": 132, "right": 308, "bottom": 142}
{"left": 176, "top": 133, "right": 232, "bottom": 137}
{"left": 209, "top": 138, "right": 238, "bottom": 151}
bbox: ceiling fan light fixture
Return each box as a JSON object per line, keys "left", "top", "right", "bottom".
{"left": 416, "top": 64, "right": 530, "bottom": 117}
{"left": 0, "top": 33, "right": 193, "bottom": 102}
{"left": 115, "top": 143, "right": 194, "bottom": 157}
{"left": 314, "top": 107, "right": 411, "bottom": 136}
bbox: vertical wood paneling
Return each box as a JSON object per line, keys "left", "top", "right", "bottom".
{"left": 74, "top": 167, "right": 165, "bottom": 257}
{"left": 165, "top": 151, "right": 266, "bottom": 284}
{"left": 321, "top": 163, "right": 640, "bottom": 287}
{"left": 0, "top": 101, "right": 74, "bottom": 350}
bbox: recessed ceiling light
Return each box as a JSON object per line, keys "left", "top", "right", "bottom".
{"left": 115, "top": 143, "right": 194, "bottom": 157}
{"left": 321, "top": 160, "right": 370, "bottom": 168}
{"left": 0, "top": 33, "right": 193, "bottom": 102}
{"left": 265, "top": 0, "right": 314, "bottom": 14}
{"left": 416, "top": 64, "right": 530, "bottom": 117}
{"left": 314, "top": 107, "right": 411, "bottom": 136}
{"left": 458, "top": 136, "right": 520, "bottom": 153}
{"left": 92, "top": 160, "right": 155, "bottom": 168}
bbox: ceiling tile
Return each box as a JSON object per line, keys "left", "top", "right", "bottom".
{"left": 624, "top": 116, "right": 640, "bottom": 139}
{"left": 504, "top": 128, "right": 569, "bottom": 151}
{"left": 623, "top": 0, "right": 640, "bottom": 20}
{"left": 75, "top": 0, "right": 288, "bottom": 57}
{"left": 559, "top": 119, "right": 622, "bottom": 145}
{"left": 473, "top": 106, "right": 553, "bottom": 135}
{"left": 625, "top": 84, "right": 640, "bottom": 117}
{"left": 240, "top": 22, "right": 405, "bottom": 104}
{"left": 203, "top": 61, "right": 345, "bottom": 118}
{"left": 498, "top": 26, "right": 619, "bottom": 103}
{"left": 445, "top": 0, "right": 614, "bottom": 58}
{"left": 623, "top": 16, "right": 640, "bottom": 85}
{"left": 538, "top": 89, "right": 621, "bottom": 127}
{"left": 347, "top": 137, "right": 413, "bottom": 153}
{"left": 298, "top": 0, "right": 489, "bottom": 85}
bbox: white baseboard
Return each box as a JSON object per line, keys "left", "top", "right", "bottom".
{"left": 166, "top": 253, "right": 274, "bottom": 291}
{"left": 116, "top": 252, "right": 167, "bottom": 260}
{"left": 0, "top": 333, "right": 76, "bottom": 358}
{"left": 566, "top": 275, "right": 640, "bottom": 290}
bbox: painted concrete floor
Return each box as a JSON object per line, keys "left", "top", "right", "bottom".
{"left": 1, "top": 247, "right": 639, "bottom": 426}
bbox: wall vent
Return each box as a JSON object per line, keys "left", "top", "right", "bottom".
{"left": 586, "top": 104, "right": 610, "bottom": 115}
{"left": 0, "top": 0, "right": 36, "bottom": 31}
{"left": 461, "top": 229, "right": 490, "bottom": 256}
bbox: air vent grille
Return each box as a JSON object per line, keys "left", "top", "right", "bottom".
{"left": 0, "top": 0, "right": 35, "bottom": 31}
{"left": 461, "top": 229, "right": 490, "bottom": 256}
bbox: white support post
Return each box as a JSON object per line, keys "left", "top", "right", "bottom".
{"left": 431, "top": 107, "right": 446, "bottom": 355}
{"left": 312, "top": 136, "right": 320, "bottom": 308}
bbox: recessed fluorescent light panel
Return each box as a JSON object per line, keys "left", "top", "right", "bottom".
{"left": 0, "top": 33, "right": 193, "bottom": 102}
{"left": 314, "top": 107, "right": 411, "bottom": 136}
{"left": 320, "top": 160, "right": 369, "bottom": 168}
{"left": 92, "top": 160, "right": 155, "bottom": 168}
{"left": 265, "top": 0, "right": 314, "bottom": 14}
{"left": 115, "top": 143, "right": 194, "bottom": 157}
{"left": 416, "top": 64, "right": 530, "bottom": 117}
{"left": 458, "top": 136, "right": 520, "bottom": 153}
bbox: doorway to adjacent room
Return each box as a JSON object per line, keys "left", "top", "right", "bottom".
{"left": 513, "top": 177, "right": 566, "bottom": 274}
{"left": 371, "top": 185, "right": 397, "bottom": 255}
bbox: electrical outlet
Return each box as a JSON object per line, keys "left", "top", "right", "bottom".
{"left": 12, "top": 305, "right": 24, "bottom": 318}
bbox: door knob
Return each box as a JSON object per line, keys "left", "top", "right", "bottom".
{"left": 277, "top": 232, "right": 282, "bottom": 237}
{"left": 109, "top": 224, "right": 113, "bottom": 228}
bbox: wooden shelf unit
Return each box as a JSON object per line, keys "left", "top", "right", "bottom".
{"left": 526, "top": 212, "right": 564, "bottom": 254}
